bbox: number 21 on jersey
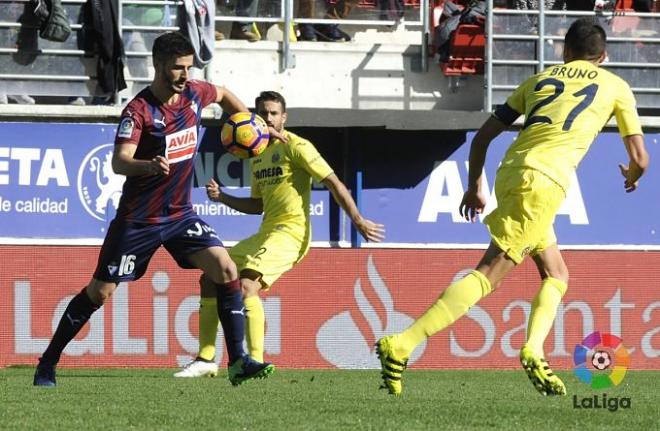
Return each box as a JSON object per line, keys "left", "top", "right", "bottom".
{"left": 523, "top": 78, "right": 599, "bottom": 131}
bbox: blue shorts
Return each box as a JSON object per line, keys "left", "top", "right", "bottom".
{"left": 93, "top": 215, "right": 223, "bottom": 282}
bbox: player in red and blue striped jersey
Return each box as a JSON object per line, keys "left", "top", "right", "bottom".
{"left": 33, "top": 32, "right": 273, "bottom": 387}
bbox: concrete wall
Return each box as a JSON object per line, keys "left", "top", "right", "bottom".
{"left": 208, "top": 39, "right": 485, "bottom": 112}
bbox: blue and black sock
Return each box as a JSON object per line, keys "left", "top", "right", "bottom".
{"left": 40, "top": 287, "right": 100, "bottom": 365}
{"left": 216, "top": 279, "right": 246, "bottom": 365}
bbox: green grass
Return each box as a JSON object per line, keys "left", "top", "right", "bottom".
{"left": 1, "top": 367, "right": 658, "bottom": 430}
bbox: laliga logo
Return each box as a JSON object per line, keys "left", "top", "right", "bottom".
{"left": 316, "top": 255, "right": 426, "bottom": 369}
{"left": 573, "top": 331, "right": 630, "bottom": 389}
{"left": 78, "top": 144, "right": 126, "bottom": 221}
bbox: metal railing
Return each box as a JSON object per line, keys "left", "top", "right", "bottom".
{"left": 486, "top": 2, "right": 660, "bottom": 112}
{"left": 211, "top": 0, "right": 429, "bottom": 70}
{"left": 3, "top": 0, "right": 659, "bottom": 112}
{"left": 0, "top": 0, "right": 184, "bottom": 101}
{"left": 0, "top": 0, "right": 428, "bottom": 101}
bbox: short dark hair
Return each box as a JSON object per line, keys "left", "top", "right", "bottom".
{"left": 152, "top": 32, "right": 195, "bottom": 65}
{"left": 564, "top": 18, "right": 607, "bottom": 61}
{"left": 255, "top": 91, "right": 287, "bottom": 112}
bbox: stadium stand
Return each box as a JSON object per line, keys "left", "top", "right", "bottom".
{"left": 440, "top": 23, "right": 485, "bottom": 75}
{"left": 432, "top": 1, "right": 486, "bottom": 76}
{"left": 0, "top": 0, "right": 658, "bottom": 114}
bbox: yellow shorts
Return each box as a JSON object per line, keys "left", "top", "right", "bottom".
{"left": 483, "top": 168, "right": 565, "bottom": 264}
{"left": 229, "top": 228, "right": 309, "bottom": 289}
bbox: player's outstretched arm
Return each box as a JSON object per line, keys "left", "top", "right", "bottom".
{"left": 619, "top": 134, "right": 649, "bottom": 193}
{"left": 459, "top": 115, "right": 507, "bottom": 222}
{"left": 205, "top": 179, "right": 263, "bottom": 214}
{"left": 214, "top": 85, "right": 249, "bottom": 115}
{"left": 112, "top": 143, "right": 169, "bottom": 177}
{"left": 322, "top": 174, "right": 385, "bottom": 243}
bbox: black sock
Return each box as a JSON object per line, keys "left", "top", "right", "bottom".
{"left": 40, "top": 287, "right": 100, "bottom": 366}
{"left": 216, "top": 279, "right": 246, "bottom": 365}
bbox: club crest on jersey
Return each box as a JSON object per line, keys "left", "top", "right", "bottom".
{"left": 78, "top": 143, "right": 126, "bottom": 222}
{"left": 272, "top": 152, "right": 280, "bottom": 164}
{"left": 165, "top": 126, "right": 197, "bottom": 163}
{"left": 107, "top": 265, "right": 118, "bottom": 276}
{"left": 117, "top": 117, "right": 134, "bottom": 138}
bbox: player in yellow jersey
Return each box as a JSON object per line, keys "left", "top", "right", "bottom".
{"left": 376, "top": 18, "right": 649, "bottom": 396}
{"left": 175, "top": 90, "right": 385, "bottom": 377}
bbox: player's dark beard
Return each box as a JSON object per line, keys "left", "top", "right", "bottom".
{"left": 169, "top": 76, "right": 186, "bottom": 93}
{"left": 265, "top": 121, "right": 282, "bottom": 132}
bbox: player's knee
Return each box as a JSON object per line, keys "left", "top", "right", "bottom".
{"left": 547, "top": 264, "right": 569, "bottom": 284}
{"left": 204, "top": 261, "right": 238, "bottom": 284}
{"left": 220, "top": 258, "right": 239, "bottom": 282}
{"left": 241, "top": 279, "right": 261, "bottom": 298}
{"left": 85, "top": 283, "right": 115, "bottom": 305}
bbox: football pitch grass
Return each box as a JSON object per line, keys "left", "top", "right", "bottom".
{"left": 2, "top": 367, "right": 659, "bottom": 430}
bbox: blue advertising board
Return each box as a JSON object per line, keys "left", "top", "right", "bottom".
{"left": 360, "top": 130, "right": 660, "bottom": 247}
{"left": 0, "top": 122, "right": 657, "bottom": 247}
{"left": 0, "top": 123, "right": 330, "bottom": 244}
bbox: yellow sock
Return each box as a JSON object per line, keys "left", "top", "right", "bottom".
{"left": 244, "top": 295, "right": 265, "bottom": 362}
{"left": 525, "top": 277, "right": 567, "bottom": 356}
{"left": 198, "top": 297, "right": 219, "bottom": 361}
{"left": 397, "top": 270, "right": 492, "bottom": 358}
{"left": 251, "top": 22, "right": 261, "bottom": 39}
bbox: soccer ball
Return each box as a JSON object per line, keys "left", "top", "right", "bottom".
{"left": 220, "top": 112, "right": 270, "bottom": 159}
{"left": 592, "top": 350, "right": 612, "bottom": 370}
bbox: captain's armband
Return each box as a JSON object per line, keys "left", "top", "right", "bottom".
{"left": 493, "top": 103, "right": 521, "bottom": 126}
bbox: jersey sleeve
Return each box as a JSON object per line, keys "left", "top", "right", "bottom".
{"left": 503, "top": 78, "right": 529, "bottom": 117}
{"left": 613, "top": 80, "right": 643, "bottom": 138}
{"left": 115, "top": 104, "right": 144, "bottom": 146}
{"left": 288, "top": 138, "right": 334, "bottom": 182}
{"left": 188, "top": 80, "right": 218, "bottom": 108}
{"left": 493, "top": 79, "right": 528, "bottom": 125}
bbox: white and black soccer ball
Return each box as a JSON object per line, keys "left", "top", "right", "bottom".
{"left": 592, "top": 350, "right": 612, "bottom": 370}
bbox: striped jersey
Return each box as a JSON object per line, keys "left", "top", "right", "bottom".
{"left": 114, "top": 80, "right": 216, "bottom": 223}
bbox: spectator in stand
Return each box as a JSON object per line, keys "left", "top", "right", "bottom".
{"left": 232, "top": 0, "right": 261, "bottom": 41}
{"left": 514, "top": 1, "right": 567, "bottom": 35}
{"left": 632, "top": 0, "right": 653, "bottom": 11}
{"left": 214, "top": 0, "right": 261, "bottom": 42}
{"left": 0, "top": 94, "right": 36, "bottom": 104}
{"left": 514, "top": 1, "right": 598, "bottom": 61}
{"left": 3, "top": 1, "right": 40, "bottom": 105}
{"left": 297, "top": 0, "right": 354, "bottom": 42}
{"left": 594, "top": 0, "right": 653, "bottom": 11}
{"left": 568, "top": 0, "right": 596, "bottom": 9}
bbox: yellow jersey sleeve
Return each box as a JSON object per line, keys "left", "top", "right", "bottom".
{"left": 613, "top": 81, "right": 643, "bottom": 138}
{"left": 504, "top": 76, "right": 532, "bottom": 115}
{"left": 287, "top": 138, "right": 334, "bottom": 182}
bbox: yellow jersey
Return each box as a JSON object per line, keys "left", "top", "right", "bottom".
{"left": 249, "top": 130, "right": 334, "bottom": 242}
{"left": 495, "top": 60, "right": 642, "bottom": 192}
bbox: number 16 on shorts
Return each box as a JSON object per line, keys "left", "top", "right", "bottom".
{"left": 118, "top": 254, "right": 136, "bottom": 276}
